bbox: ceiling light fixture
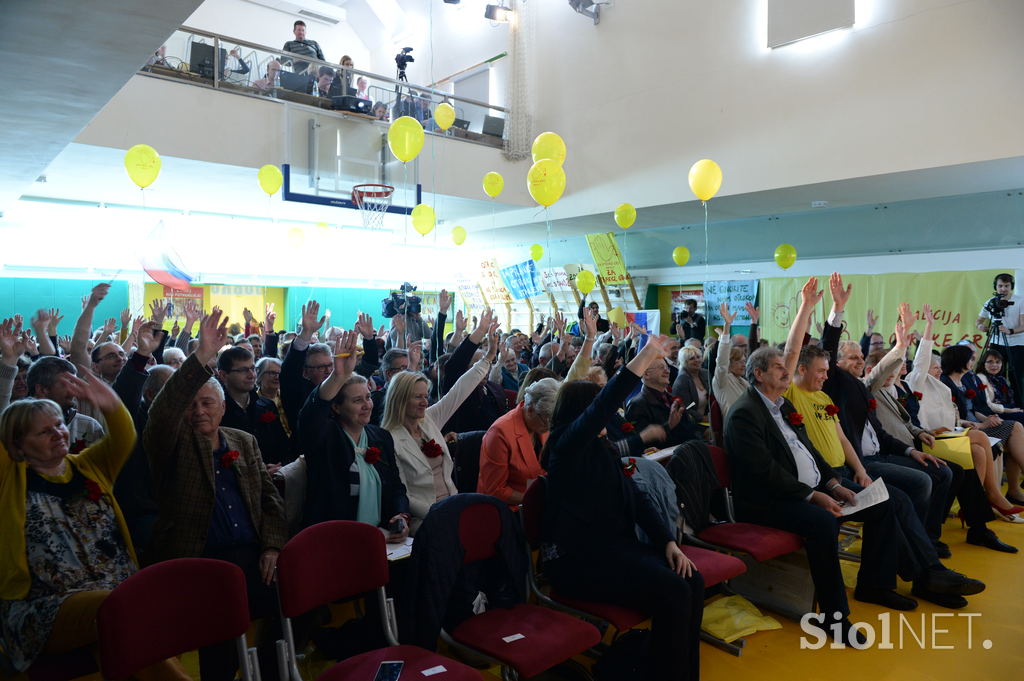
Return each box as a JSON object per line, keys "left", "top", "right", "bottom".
{"left": 484, "top": 3, "right": 512, "bottom": 22}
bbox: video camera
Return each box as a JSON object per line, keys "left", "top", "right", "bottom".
{"left": 395, "top": 47, "right": 414, "bottom": 73}
{"left": 985, "top": 293, "right": 1015, "bottom": 320}
{"left": 382, "top": 282, "right": 421, "bottom": 318}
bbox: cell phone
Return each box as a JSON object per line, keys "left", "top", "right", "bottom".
{"left": 389, "top": 518, "right": 404, "bottom": 535}
{"left": 374, "top": 661, "right": 404, "bottom": 681}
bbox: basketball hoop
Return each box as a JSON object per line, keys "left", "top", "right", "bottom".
{"left": 351, "top": 184, "right": 394, "bottom": 230}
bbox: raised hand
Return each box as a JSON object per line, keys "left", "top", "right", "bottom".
{"left": 744, "top": 302, "right": 760, "bottom": 325}
{"left": 894, "top": 321, "right": 909, "bottom": 350}
{"left": 183, "top": 299, "right": 200, "bottom": 324}
{"left": 332, "top": 331, "right": 361, "bottom": 378}
{"left": 47, "top": 308, "right": 64, "bottom": 336}
{"left": 485, "top": 325, "right": 502, "bottom": 362}
{"left": 720, "top": 302, "right": 737, "bottom": 327}
{"left": 408, "top": 340, "right": 423, "bottom": 370}
{"left": 439, "top": 288, "right": 452, "bottom": 315}
{"left": 454, "top": 310, "right": 467, "bottom": 335}
{"left": 23, "top": 329, "right": 39, "bottom": 356}
{"left": 136, "top": 321, "right": 162, "bottom": 356}
{"left": 828, "top": 272, "right": 852, "bottom": 310}
{"left": 582, "top": 306, "right": 598, "bottom": 340}
{"left": 470, "top": 308, "right": 495, "bottom": 343}
{"left": 31, "top": 309, "right": 51, "bottom": 337}
{"left": 86, "top": 284, "right": 109, "bottom": 310}
{"left": 800, "top": 276, "right": 824, "bottom": 307}
{"left": 922, "top": 303, "right": 936, "bottom": 334}
{"left": 197, "top": 307, "right": 230, "bottom": 364}
{"left": 898, "top": 302, "right": 918, "bottom": 330}
{"left": 58, "top": 335, "right": 72, "bottom": 355}
{"left": 120, "top": 307, "right": 131, "bottom": 328}
{"left": 300, "top": 300, "right": 326, "bottom": 341}
{"left": 130, "top": 315, "right": 145, "bottom": 338}
{"left": 102, "top": 317, "right": 117, "bottom": 340}
{"left": 242, "top": 307, "right": 254, "bottom": 325}
{"left": 815, "top": 321, "right": 824, "bottom": 336}
{"left": 264, "top": 303, "right": 276, "bottom": 332}
{"left": 867, "top": 309, "right": 878, "bottom": 330}
{"left": 353, "top": 312, "right": 374, "bottom": 339}
{"left": 0, "top": 318, "right": 28, "bottom": 363}
{"left": 62, "top": 365, "right": 123, "bottom": 413}
{"left": 149, "top": 299, "right": 166, "bottom": 325}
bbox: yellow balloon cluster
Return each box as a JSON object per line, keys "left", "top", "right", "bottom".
{"left": 530, "top": 244, "right": 544, "bottom": 261}
{"left": 532, "top": 132, "right": 566, "bottom": 166}
{"left": 688, "top": 159, "right": 722, "bottom": 202}
{"left": 287, "top": 227, "right": 305, "bottom": 249}
{"left": 527, "top": 159, "right": 566, "bottom": 207}
{"left": 124, "top": 144, "right": 162, "bottom": 189}
{"left": 451, "top": 225, "right": 466, "bottom": 246}
{"left": 411, "top": 204, "right": 436, "bottom": 235}
{"left": 388, "top": 117, "right": 425, "bottom": 163}
{"left": 258, "top": 164, "right": 283, "bottom": 196}
{"left": 774, "top": 244, "right": 797, "bottom": 269}
{"left": 615, "top": 203, "right": 636, "bottom": 229}
{"left": 434, "top": 103, "right": 455, "bottom": 131}
{"left": 576, "top": 270, "right": 596, "bottom": 295}
{"left": 672, "top": 247, "right": 690, "bottom": 267}
{"left": 483, "top": 172, "right": 504, "bottom": 198}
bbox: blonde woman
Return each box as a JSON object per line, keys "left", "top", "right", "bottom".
{"left": 670, "top": 345, "right": 710, "bottom": 422}
{"left": 382, "top": 311, "right": 499, "bottom": 534}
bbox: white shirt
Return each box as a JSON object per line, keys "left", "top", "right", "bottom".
{"left": 756, "top": 388, "right": 820, "bottom": 494}
{"left": 978, "top": 293, "right": 1024, "bottom": 347}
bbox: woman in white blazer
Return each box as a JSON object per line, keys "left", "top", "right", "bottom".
{"left": 711, "top": 303, "right": 749, "bottom": 421}
{"left": 383, "top": 314, "right": 500, "bottom": 535}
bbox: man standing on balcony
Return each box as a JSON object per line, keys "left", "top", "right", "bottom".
{"left": 282, "top": 20, "right": 324, "bottom": 74}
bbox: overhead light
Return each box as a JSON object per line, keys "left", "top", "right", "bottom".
{"left": 35, "top": 175, "right": 47, "bottom": 183}
{"left": 568, "top": 0, "right": 600, "bottom": 24}
{"left": 484, "top": 4, "right": 512, "bottom": 21}
{"left": 443, "top": 0, "right": 460, "bottom": 3}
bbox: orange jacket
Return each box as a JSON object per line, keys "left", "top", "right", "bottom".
{"left": 478, "top": 404, "right": 546, "bottom": 509}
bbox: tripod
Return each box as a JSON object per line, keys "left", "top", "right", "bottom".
{"left": 978, "top": 312, "right": 1020, "bottom": 397}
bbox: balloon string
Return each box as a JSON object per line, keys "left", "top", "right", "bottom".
{"left": 703, "top": 200, "right": 709, "bottom": 289}
{"left": 403, "top": 162, "right": 409, "bottom": 245}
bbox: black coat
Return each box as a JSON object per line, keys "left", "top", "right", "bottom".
{"left": 441, "top": 336, "right": 508, "bottom": 434}
{"left": 624, "top": 386, "right": 700, "bottom": 448}
{"left": 723, "top": 385, "right": 840, "bottom": 527}
{"left": 297, "top": 386, "right": 409, "bottom": 530}
{"left": 221, "top": 389, "right": 296, "bottom": 465}
{"left": 542, "top": 370, "right": 675, "bottom": 558}
{"left": 399, "top": 494, "right": 527, "bottom": 650}
{"left": 111, "top": 354, "right": 157, "bottom": 521}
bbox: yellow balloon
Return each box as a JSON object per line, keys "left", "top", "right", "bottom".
{"left": 434, "top": 103, "right": 456, "bottom": 131}
{"left": 124, "top": 144, "right": 161, "bottom": 189}
{"left": 576, "top": 270, "right": 596, "bottom": 295}
{"left": 287, "top": 227, "right": 305, "bottom": 249}
{"left": 316, "top": 221, "right": 330, "bottom": 239}
{"left": 483, "top": 172, "right": 504, "bottom": 198}
{"left": 257, "top": 164, "right": 283, "bottom": 196}
{"left": 774, "top": 243, "right": 797, "bottom": 270}
{"left": 411, "top": 204, "right": 436, "bottom": 235}
{"left": 452, "top": 225, "right": 466, "bottom": 246}
{"left": 388, "top": 116, "right": 425, "bottom": 163}
{"left": 672, "top": 247, "right": 690, "bottom": 267}
{"left": 527, "top": 160, "right": 566, "bottom": 207}
{"left": 615, "top": 203, "right": 636, "bottom": 229}
{"left": 532, "top": 132, "right": 566, "bottom": 166}
{"left": 530, "top": 244, "right": 544, "bottom": 261}
{"left": 688, "top": 159, "right": 723, "bottom": 202}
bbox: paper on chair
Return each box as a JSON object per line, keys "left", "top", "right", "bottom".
{"left": 422, "top": 666, "right": 447, "bottom": 676}
{"left": 386, "top": 536, "right": 415, "bottom": 561}
{"left": 839, "top": 477, "right": 889, "bottom": 516}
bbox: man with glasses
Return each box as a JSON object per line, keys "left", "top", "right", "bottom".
{"left": 625, "top": 354, "right": 701, "bottom": 448}
{"left": 860, "top": 309, "right": 887, "bottom": 358}
{"left": 219, "top": 347, "right": 295, "bottom": 470}
{"left": 91, "top": 341, "right": 127, "bottom": 384}
{"left": 27, "top": 356, "right": 104, "bottom": 450}
{"left": 370, "top": 347, "right": 418, "bottom": 426}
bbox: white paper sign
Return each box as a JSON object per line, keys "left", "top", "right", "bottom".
{"left": 502, "top": 633, "right": 526, "bottom": 643}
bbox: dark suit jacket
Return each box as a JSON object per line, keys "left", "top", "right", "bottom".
{"left": 821, "top": 320, "right": 909, "bottom": 460}
{"left": 144, "top": 354, "right": 287, "bottom": 564}
{"left": 297, "top": 386, "right": 408, "bottom": 529}
{"left": 541, "top": 370, "right": 674, "bottom": 558}
{"left": 671, "top": 368, "right": 711, "bottom": 422}
{"left": 723, "top": 385, "right": 840, "bottom": 527}
{"left": 624, "top": 385, "right": 699, "bottom": 448}
{"left": 112, "top": 353, "right": 156, "bottom": 520}
{"left": 220, "top": 389, "right": 296, "bottom": 465}
{"left": 441, "top": 336, "right": 508, "bottom": 434}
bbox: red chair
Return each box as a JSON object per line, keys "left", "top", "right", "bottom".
{"left": 275, "top": 521, "right": 479, "bottom": 681}
{"left": 709, "top": 398, "right": 724, "bottom": 447}
{"left": 504, "top": 389, "right": 518, "bottom": 409}
{"left": 440, "top": 502, "right": 602, "bottom": 680}
{"left": 96, "top": 558, "right": 257, "bottom": 681}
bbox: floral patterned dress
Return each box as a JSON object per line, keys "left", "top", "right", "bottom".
{"left": 1, "top": 466, "right": 135, "bottom": 673}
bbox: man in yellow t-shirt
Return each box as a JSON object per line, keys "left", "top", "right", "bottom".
{"left": 784, "top": 345, "right": 872, "bottom": 486}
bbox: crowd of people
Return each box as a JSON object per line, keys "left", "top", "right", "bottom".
{"left": 1, "top": 273, "right": 1021, "bottom": 679}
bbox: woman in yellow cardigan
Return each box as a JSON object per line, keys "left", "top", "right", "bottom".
{"left": 0, "top": 364, "right": 189, "bottom": 681}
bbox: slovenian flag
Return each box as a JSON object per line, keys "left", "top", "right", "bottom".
{"left": 135, "top": 221, "right": 194, "bottom": 291}
{"left": 626, "top": 311, "right": 651, "bottom": 333}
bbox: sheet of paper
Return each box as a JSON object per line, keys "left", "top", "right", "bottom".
{"left": 386, "top": 536, "right": 414, "bottom": 561}
{"left": 422, "top": 666, "right": 447, "bottom": 676}
{"left": 935, "top": 427, "right": 967, "bottom": 439}
{"left": 839, "top": 477, "right": 890, "bottom": 516}
{"left": 644, "top": 447, "right": 675, "bottom": 463}
{"left": 502, "top": 633, "right": 525, "bottom": 643}
{"left": 988, "top": 436, "right": 1001, "bottom": 448}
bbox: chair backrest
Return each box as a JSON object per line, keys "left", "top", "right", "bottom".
{"left": 707, "top": 445, "right": 731, "bottom": 490}
{"left": 710, "top": 398, "right": 723, "bottom": 434}
{"left": 459, "top": 502, "right": 503, "bottom": 564}
{"left": 453, "top": 430, "right": 487, "bottom": 494}
{"left": 96, "top": 558, "right": 250, "bottom": 680}
{"left": 520, "top": 477, "right": 547, "bottom": 545}
{"left": 504, "top": 389, "right": 519, "bottom": 408}
{"left": 276, "top": 520, "right": 389, "bottom": 618}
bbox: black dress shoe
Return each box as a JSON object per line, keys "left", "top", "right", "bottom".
{"left": 816, "top": 616, "right": 868, "bottom": 647}
{"left": 921, "top": 569, "right": 986, "bottom": 596}
{"left": 911, "top": 584, "right": 968, "bottom": 609}
{"left": 966, "top": 527, "right": 1019, "bottom": 553}
{"left": 854, "top": 586, "right": 918, "bottom": 611}
{"left": 933, "top": 541, "right": 951, "bottom": 559}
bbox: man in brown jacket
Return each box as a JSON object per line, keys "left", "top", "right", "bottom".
{"left": 145, "top": 308, "right": 300, "bottom": 681}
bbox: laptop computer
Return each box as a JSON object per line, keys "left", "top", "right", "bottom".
{"left": 279, "top": 70, "right": 312, "bottom": 92}
{"left": 451, "top": 118, "right": 470, "bottom": 130}
{"left": 482, "top": 115, "right": 505, "bottom": 138}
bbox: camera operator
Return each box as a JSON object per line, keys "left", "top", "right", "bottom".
{"left": 976, "top": 273, "right": 1024, "bottom": 396}
{"left": 384, "top": 284, "right": 430, "bottom": 351}
{"left": 675, "top": 298, "right": 706, "bottom": 343}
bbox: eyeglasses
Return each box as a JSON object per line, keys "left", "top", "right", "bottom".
{"left": 226, "top": 366, "right": 256, "bottom": 375}
{"left": 305, "top": 364, "right": 333, "bottom": 373}
{"left": 262, "top": 370, "right": 282, "bottom": 378}
{"left": 98, "top": 352, "right": 127, "bottom": 362}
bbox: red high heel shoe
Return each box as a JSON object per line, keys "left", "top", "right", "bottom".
{"left": 989, "top": 501, "right": 1024, "bottom": 523}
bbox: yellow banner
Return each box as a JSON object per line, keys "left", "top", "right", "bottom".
{"left": 759, "top": 269, "right": 1004, "bottom": 350}
{"left": 478, "top": 258, "right": 513, "bottom": 305}
{"left": 586, "top": 232, "right": 627, "bottom": 286}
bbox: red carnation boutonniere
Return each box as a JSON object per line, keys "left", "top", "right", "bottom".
{"left": 868, "top": 399, "right": 877, "bottom": 412}
{"left": 788, "top": 412, "right": 803, "bottom": 426}
{"left": 259, "top": 411, "right": 277, "bottom": 424}
{"left": 965, "top": 389, "right": 977, "bottom": 400}
{"left": 622, "top": 458, "right": 637, "bottom": 478}
{"left": 364, "top": 447, "right": 382, "bottom": 466}
{"left": 83, "top": 480, "right": 103, "bottom": 503}
{"left": 220, "top": 450, "right": 241, "bottom": 474}
{"left": 69, "top": 438, "right": 88, "bottom": 454}
{"left": 1000, "top": 384, "right": 1009, "bottom": 393}
{"left": 421, "top": 439, "right": 444, "bottom": 459}
{"left": 975, "top": 380, "right": 986, "bottom": 391}
{"left": 621, "top": 422, "right": 635, "bottom": 434}
{"left": 825, "top": 404, "right": 839, "bottom": 417}
{"left": 666, "top": 386, "right": 673, "bottom": 394}
{"left": 913, "top": 391, "right": 923, "bottom": 401}
{"left": 952, "top": 395, "right": 958, "bottom": 404}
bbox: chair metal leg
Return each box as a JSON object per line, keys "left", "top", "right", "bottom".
{"left": 700, "top": 631, "right": 744, "bottom": 656}
{"left": 247, "top": 647, "right": 262, "bottom": 681}
{"left": 237, "top": 636, "right": 254, "bottom": 681}
{"left": 276, "top": 639, "right": 290, "bottom": 681}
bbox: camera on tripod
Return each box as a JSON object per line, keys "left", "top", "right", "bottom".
{"left": 382, "top": 282, "right": 421, "bottom": 318}
{"left": 985, "top": 293, "right": 1015, "bottom": 320}
{"left": 395, "top": 47, "right": 414, "bottom": 79}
